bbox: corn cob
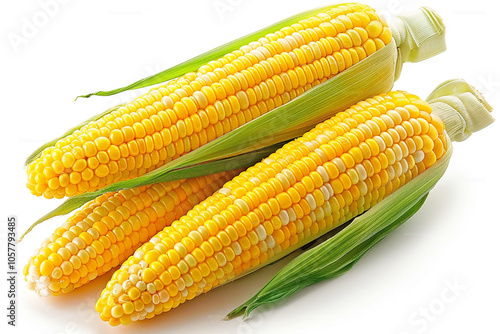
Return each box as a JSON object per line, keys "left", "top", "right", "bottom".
{"left": 26, "top": 3, "right": 393, "bottom": 199}
{"left": 225, "top": 78, "right": 494, "bottom": 318}
{"left": 24, "top": 171, "right": 239, "bottom": 296}
{"left": 96, "top": 90, "right": 448, "bottom": 325}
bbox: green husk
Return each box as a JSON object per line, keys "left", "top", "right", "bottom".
{"left": 77, "top": 5, "right": 446, "bottom": 98}
{"left": 228, "top": 194, "right": 429, "bottom": 319}
{"left": 76, "top": 3, "right": 357, "bottom": 99}
{"left": 391, "top": 6, "right": 446, "bottom": 80}
{"left": 227, "top": 135, "right": 452, "bottom": 319}
{"left": 24, "top": 104, "right": 122, "bottom": 166}
{"left": 427, "top": 79, "right": 495, "bottom": 141}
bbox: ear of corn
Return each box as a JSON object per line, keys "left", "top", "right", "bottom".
{"left": 26, "top": 4, "right": 445, "bottom": 201}
{"left": 23, "top": 6, "right": 446, "bottom": 240}
{"left": 228, "top": 140, "right": 451, "bottom": 318}
{"left": 95, "top": 87, "right": 456, "bottom": 325}
{"left": 27, "top": 3, "right": 394, "bottom": 199}
{"left": 228, "top": 79, "right": 493, "bottom": 318}
{"left": 24, "top": 170, "right": 239, "bottom": 296}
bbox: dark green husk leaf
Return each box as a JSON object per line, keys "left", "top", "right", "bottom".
{"left": 228, "top": 194, "right": 428, "bottom": 319}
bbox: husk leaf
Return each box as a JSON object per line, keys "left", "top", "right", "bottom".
{"left": 391, "top": 6, "right": 446, "bottom": 80}
{"left": 76, "top": 3, "right": 358, "bottom": 99}
{"left": 427, "top": 79, "right": 494, "bottom": 141}
{"left": 228, "top": 194, "right": 429, "bottom": 319}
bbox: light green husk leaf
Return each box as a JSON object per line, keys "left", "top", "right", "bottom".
{"left": 227, "top": 135, "right": 453, "bottom": 319}
{"left": 427, "top": 79, "right": 494, "bottom": 141}
{"left": 391, "top": 6, "right": 446, "bottom": 80}
{"left": 24, "top": 104, "right": 123, "bottom": 166}
{"left": 75, "top": 3, "right": 356, "bottom": 99}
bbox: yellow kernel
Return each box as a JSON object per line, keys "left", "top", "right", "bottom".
{"left": 422, "top": 135, "right": 434, "bottom": 153}
{"left": 128, "top": 287, "right": 140, "bottom": 300}
{"left": 144, "top": 250, "right": 159, "bottom": 264}
{"left": 423, "top": 151, "right": 437, "bottom": 167}
{"left": 73, "top": 159, "right": 87, "bottom": 172}
{"left": 61, "top": 153, "right": 75, "bottom": 168}
{"left": 123, "top": 301, "right": 134, "bottom": 315}
{"left": 110, "top": 129, "right": 124, "bottom": 145}
{"left": 96, "top": 137, "right": 110, "bottom": 151}
{"left": 88, "top": 157, "right": 99, "bottom": 169}
{"left": 166, "top": 283, "right": 178, "bottom": 296}
{"left": 97, "top": 151, "right": 110, "bottom": 164}
{"left": 379, "top": 27, "right": 392, "bottom": 45}
{"left": 276, "top": 192, "right": 292, "bottom": 209}
{"left": 366, "top": 20, "right": 383, "bottom": 38}
{"left": 167, "top": 249, "right": 180, "bottom": 265}
{"left": 48, "top": 253, "right": 63, "bottom": 266}
{"left": 108, "top": 145, "right": 121, "bottom": 160}
{"left": 140, "top": 291, "right": 151, "bottom": 304}
{"left": 168, "top": 266, "right": 181, "bottom": 280}
{"left": 40, "top": 260, "right": 54, "bottom": 276}
{"left": 160, "top": 271, "right": 172, "bottom": 286}
{"left": 95, "top": 165, "right": 110, "bottom": 178}
{"left": 111, "top": 305, "right": 124, "bottom": 318}
{"left": 69, "top": 172, "right": 81, "bottom": 184}
{"left": 200, "top": 241, "right": 214, "bottom": 257}
{"left": 83, "top": 142, "right": 97, "bottom": 157}
{"left": 47, "top": 177, "right": 60, "bottom": 190}
{"left": 81, "top": 168, "right": 94, "bottom": 181}
{"left": 363, "top": 39, "right": 376, "bottom": 56}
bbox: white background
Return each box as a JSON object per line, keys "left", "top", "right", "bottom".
{"left": 1, "top": 0, "right": 499, "bottom": 333}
